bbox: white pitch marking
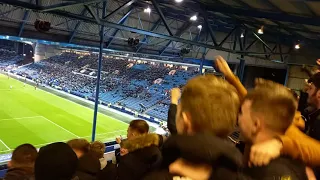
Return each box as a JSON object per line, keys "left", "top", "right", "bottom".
{"left": 0, "top": 116, "right": 42, "bottom": 122}
{"left": 40, "top": 116, "right": 80, "bottom": 138}
{"left": 0, "top": 139, "right": 10, "bottom": 150}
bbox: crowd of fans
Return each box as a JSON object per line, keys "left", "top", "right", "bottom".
{"left": 3, "top": 55, "right": 320, "bottom": 180}
{"left": 0, "top": 47, "right": 23, "bottom": 69}
{"left": 12, "top": 52, "right": 198, "bottom": 119}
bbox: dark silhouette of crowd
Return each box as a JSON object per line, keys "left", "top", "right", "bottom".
{"left": 3, "top": 56, "right": 320, "bottom": 180}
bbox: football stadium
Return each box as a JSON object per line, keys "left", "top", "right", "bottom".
{"left": 0, "top": 0, "right": 320, "bottom": 179}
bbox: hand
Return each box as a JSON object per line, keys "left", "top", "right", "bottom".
{"left": 306, "top": 166, "right": 316, "bottom": 180}
{"left": 249, "top": 139, "right": 283, "bottom": 167}
{"left": 120, "top": 148, "right": 129, "bottom": 156}
{"left": 215, "top": 56, "right": 234, "bottom": 79}
{"left": 169, "top": 158, "right": 212, "bottom": 180}
{"left": 171, "top": 88, "right": 181, "bottom": 105}
{"left": 116, "top": 137, "right": 122, "bottom": 144}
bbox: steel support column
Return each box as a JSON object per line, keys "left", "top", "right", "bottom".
{"left": 160, "top": 22, "right": 192, "bottom": 55}
{"left": 199, "top": 52, "right": 205, "bottom": 75}
{"left": 150, "top": 0, "right": 173, "bottom": 36}
{"left": 284, "top": 65, "right": 289, "bottom": 86}
{"left": 105, "top": 8, "right": 132, "bottom": 48}
{"left": 91, "top": 1, "right": 106, "bottom": 142}
{"left": 136, "top": 19, "right": 161, "bottom": 53}
{"left": 218, "top": 27, "right": 237, "bottom": 47}
{"left": 103, "top": 0, "right": 136, "bottom": 20}
{"left": 238, "top": 59, "right": 245, "bottom": 83}
{"left": 68, "top": 9, "right": 87, "bottom": 43}
{"left": 18, "top": 10, "right": 30, "bottom": 36}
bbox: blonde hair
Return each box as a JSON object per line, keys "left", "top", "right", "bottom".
{"left": 246, "top": 80, "right": 297, "bottom": 133}
{"left": 180, "top": 74, "right": 240, "bottom": 137}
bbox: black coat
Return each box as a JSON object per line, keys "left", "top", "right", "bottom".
{"left": 3, "top": 168, "right": 34, "bottom": 180}
{"left": 99, "top": 134, "right": 162, "bottom": 180}
{"left": 74, "top": 153, "right": 101, "bottom": 180}
{"left": 143, "top": 133, "right": 243, "bottom": 180}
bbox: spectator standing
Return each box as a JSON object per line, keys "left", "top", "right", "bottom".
{"left": 90, "top": 141, "right": 107, "bottom": 170}
{"left": 67, "top": 138, "right": 90, "bottom": 158}
{"left": 99, "top": 120, "right": 162, "bottom": 180}
{"left": 34, "top": 142, "right": 78, "bottom": 180}
{"left": 4, "top": 144, "right": 37, "bottom": 180}
{"left": 74, "top": 152, "right": 101, "bottom": 180}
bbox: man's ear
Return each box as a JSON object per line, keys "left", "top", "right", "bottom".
{"left": 252, "top": 116, "right": 261, "bottom": 136}
{"left": 8, "top": 160, "right": 12, "bottom": 168}
{"left": 182, "top": 112, "right": 193, "bottom": 134}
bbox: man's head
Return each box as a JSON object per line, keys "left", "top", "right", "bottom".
{"left": 175, "top": 75, "right": 240, "bottom": 137}
{"left": 238, "top": 80, "right": 297, "bottom": 144}
{"left": 67, "top": 138, "right": 90, "bottom": 158}
{"left": 307, "top": 73, "right": 320, "bottom": 108}
{"left": 35, "top": 142, "right": 78, "bottom": 180}
{"left": 90, "top": 141, "right": 105, "bottom": 159}
{"left": 8, "top": 144, "right": 37, "bottom": 169}
{"left": 127, "top": 119, "right": 149, "bottom": 140}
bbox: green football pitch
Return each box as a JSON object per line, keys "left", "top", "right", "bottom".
{"left": 0, "top": 73, "right": 128, "bottom": 154}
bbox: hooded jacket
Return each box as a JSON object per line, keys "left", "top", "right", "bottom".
{"left": 3, "top": 167, "right": 34, "bottom": 180}
{"left": 99, "top": 133, "right": 162, "bottom": 180}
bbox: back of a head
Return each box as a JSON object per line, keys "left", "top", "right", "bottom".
{"left": 90, "top": 141, "right": 105, "bottom": 159}
{"left": 129, "top": 119, "right": 149, "bottom": 135}
{"left": 180, "top": 74, "right": 240, "bottom": 137}
{"left": 11, "top": 144, "right": 37, "bottom": 168}
{"left": 246, "top": 81, "right": 297, "bottom": 134}
{"left": 35, "top": 142, "right": 78, "bottom": 180}
{"left": 67, "top": 138, "right": 90, "bottom": 154}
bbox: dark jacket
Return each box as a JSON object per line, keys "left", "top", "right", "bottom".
{"left": 74, "top": 153, "right": 101, "bottom": 180}
{"left": 144, "top": 133, "right": 307, "bottom": 180}
{"left": 167, "top": 104, "right": 178, "bottom": 135}
{"left": 3, "top": 167, "right": 34, "bottom": 180}
{"left": 143, "top": 133, "right": 243, "bottom": 180}
{"left": 307, "top": 108, "right": 320, "bottom": 140}
{"left": 100, "top": 134, "right": 162, "bottom": 180}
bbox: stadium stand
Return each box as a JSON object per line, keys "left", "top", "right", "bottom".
{"left": 10, "top": 52, "right": 199, "bottom": 121}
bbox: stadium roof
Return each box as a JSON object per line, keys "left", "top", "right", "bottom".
{"left": 0, "top": 0, "right": 319, "bottom": 62}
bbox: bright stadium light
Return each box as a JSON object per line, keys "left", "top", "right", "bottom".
{"left": 190, "top": 15, "right": 197, "bottom": 21}
{"left": 175, "top": 0, "right": 183, "bottom": 3}
{"left": 197, "top": 25, "right": 202, "bottom": 30}
{"left": 240, "top": 33, "right": 244, "bottom": 38}
{"left": 295, "top": 44, "right": 300, "bottom": 49}
{"left": 258, "top": 26, "right": 264, "bottom": 34}
{"left": 23, "top": 54, "right": 26, "bottom": 56}
{"left": 144, "top": 7, "right": 151, "bottom": 13}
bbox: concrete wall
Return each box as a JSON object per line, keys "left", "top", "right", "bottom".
{"left": 287, "top": 65, "right": 309, "bottom": 91}
{"left": 34, "top": 43, "right": 62, "bottom": 62}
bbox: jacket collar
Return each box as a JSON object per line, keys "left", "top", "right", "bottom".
{"left": 120, "top": 133, "right": 159, "bottom": 153}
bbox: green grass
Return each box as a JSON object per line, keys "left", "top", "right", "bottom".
{"left": 0, "top": 74, "right": 128, "bottom": 154}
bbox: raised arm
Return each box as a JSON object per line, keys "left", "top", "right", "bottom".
{"left": 167, "top": 88, "right": 180, "bottom": 135}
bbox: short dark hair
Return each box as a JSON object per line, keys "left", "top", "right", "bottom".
{"left": 129, "top": 120, "right": 149, "bottom": 134}
{"left": 246, "top": 82, "right": 297, "bottom": 134}
{"left": 11, "top": 144, "right": 37, "bottom": 168}
{"left": 180, "top": 74, "right": 240, "bottom": 137}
